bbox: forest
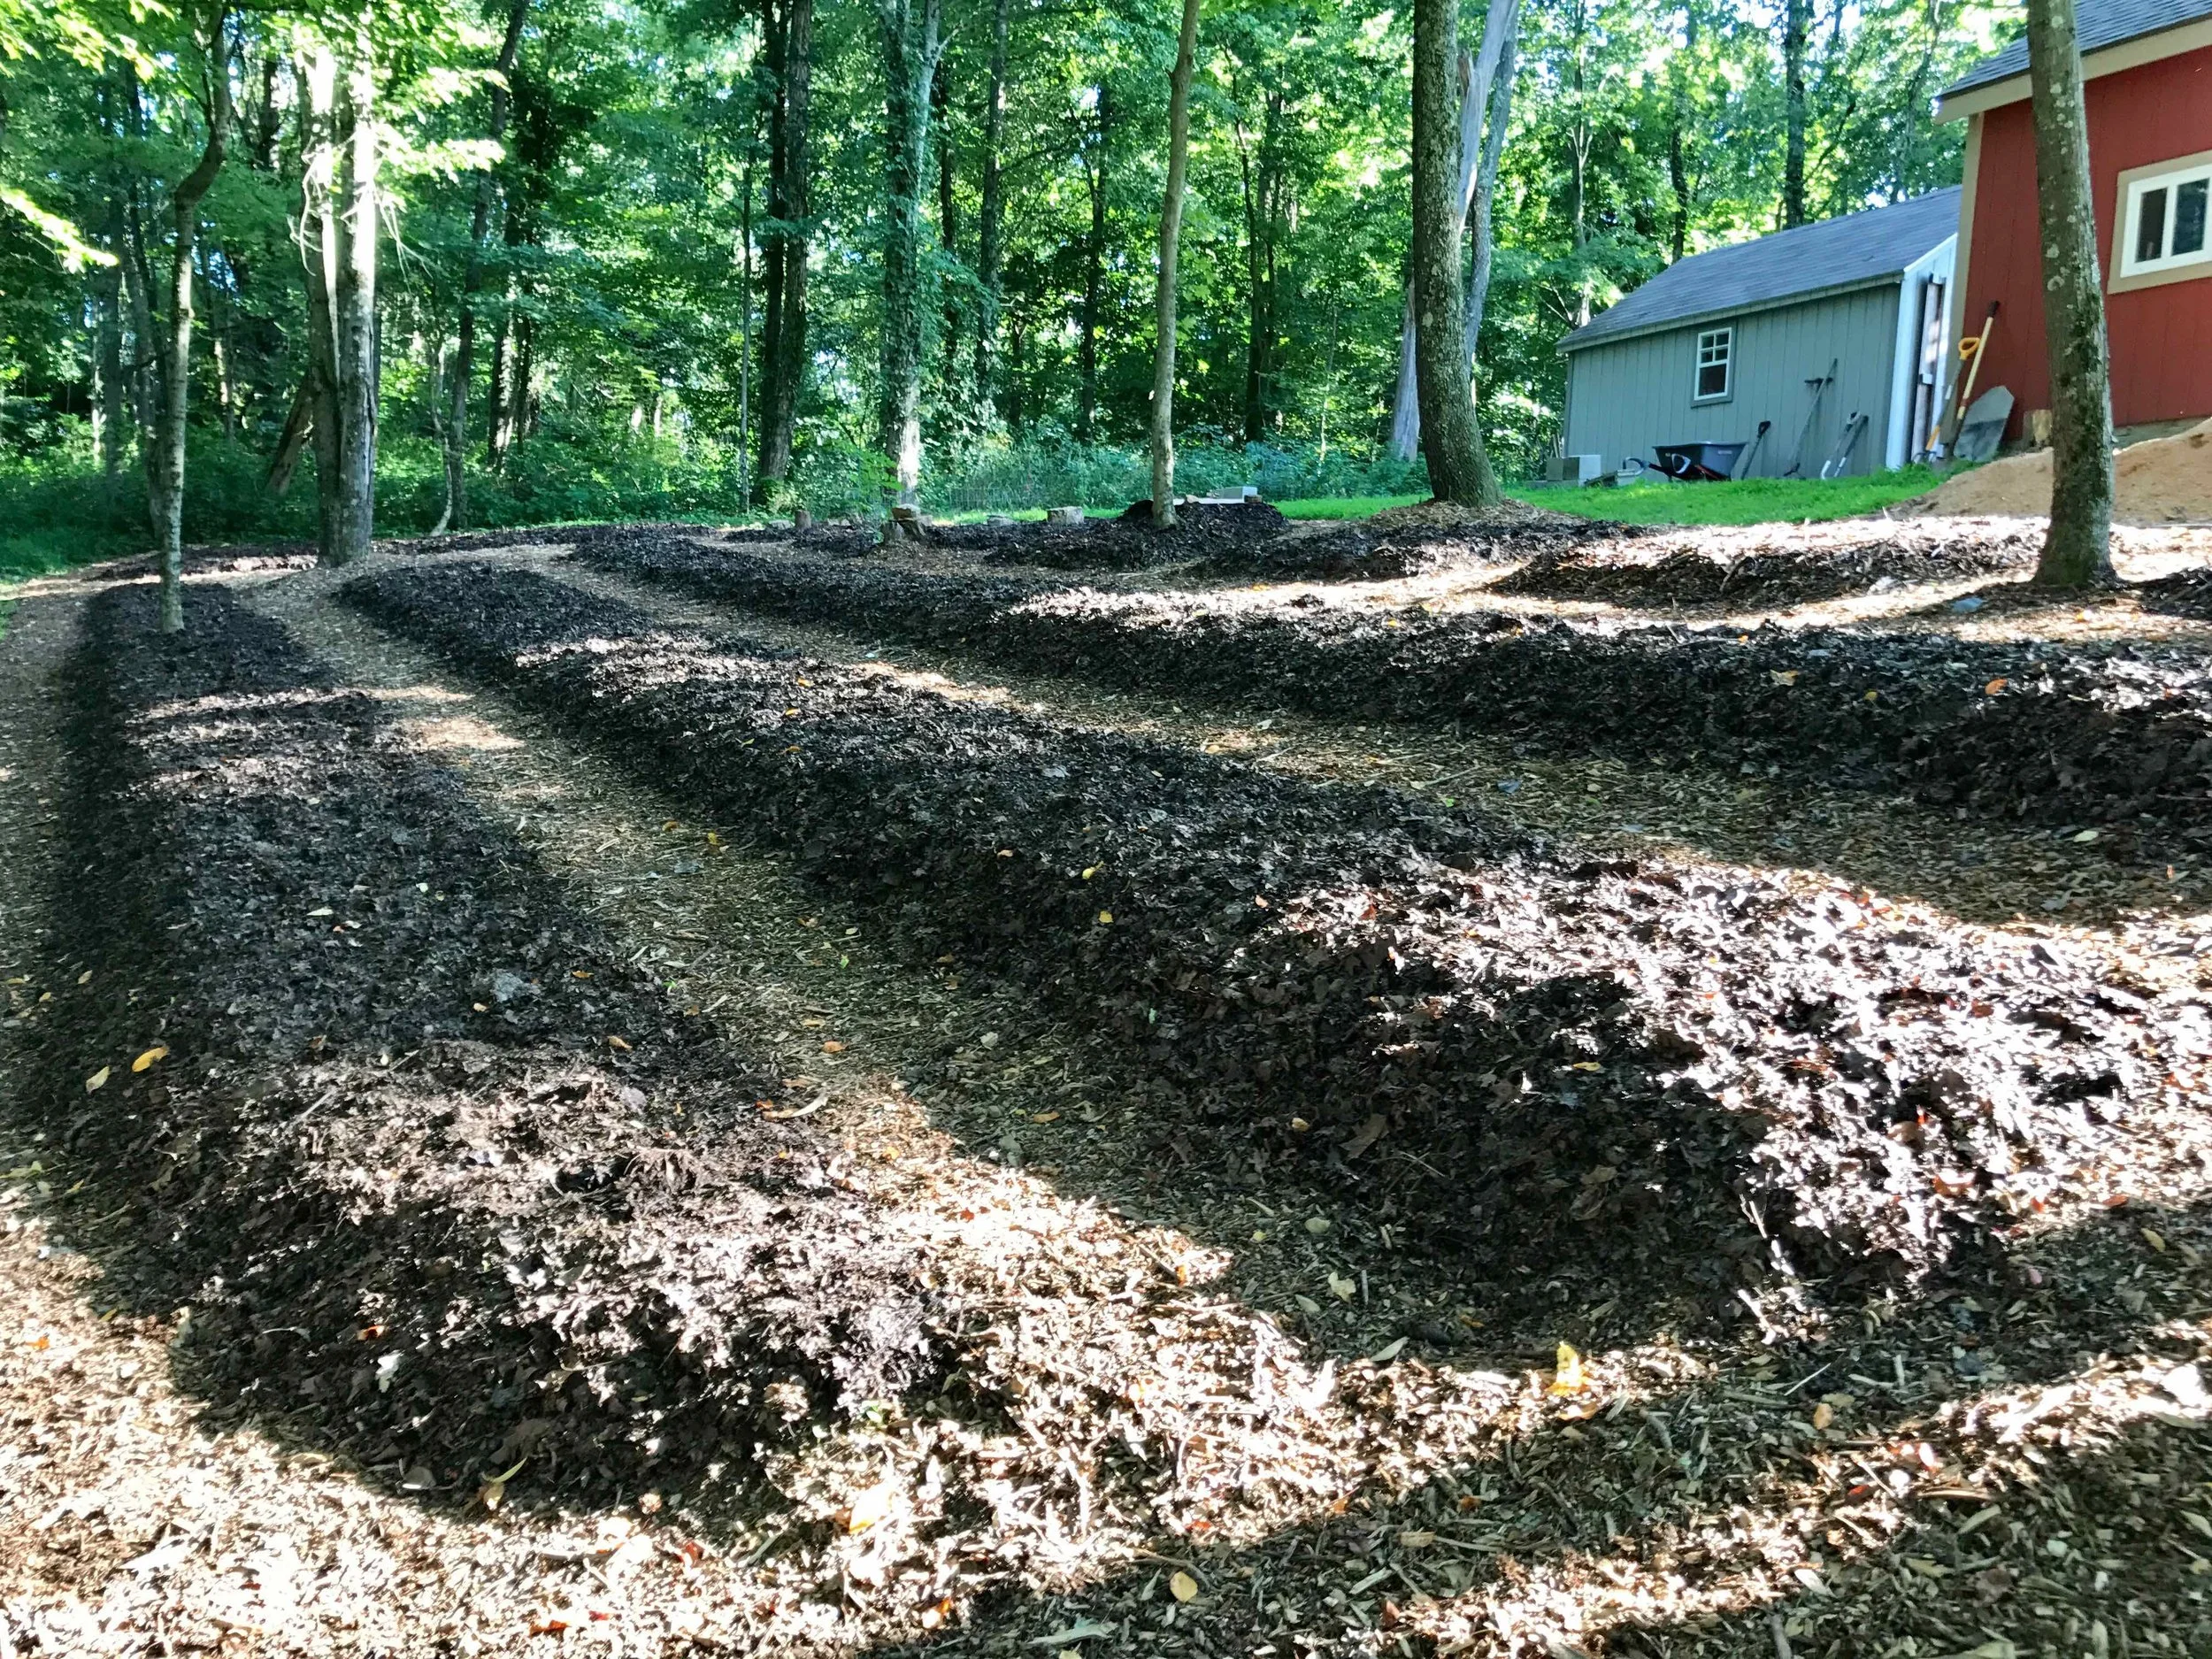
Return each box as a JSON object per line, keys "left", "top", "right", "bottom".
{"left": 0, "top": 0, "right": 2008, "bottom": 566}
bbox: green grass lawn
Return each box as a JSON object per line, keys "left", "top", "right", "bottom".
{"left": 1513, "top": 467, "right": 1945, "bottom": 526}
{"left": 1272, "top": 471, "right": 1943, "bottom": 527}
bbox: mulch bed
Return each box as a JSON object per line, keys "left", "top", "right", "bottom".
{"left": 16, "top": 583, "right": 940, "bottom": 1514}
{"left": 344, "top": 561, "right": 2162, "bottom": 1316}
{"left": 1199, "top": 505, "right": 1635, "bottom": 583}
{"left": 1492, "top": 522, "right": 2042, "bottom": 610}
{"left": 572, "top": 532, "right": 2212, "bottom": 849}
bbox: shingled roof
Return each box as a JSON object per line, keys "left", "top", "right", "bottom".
{"left": 1940, "top": 0, "right": 2212, "bottom": 98}
{"left": 1559, "top": 188, "right": 1961, "bottom": 355}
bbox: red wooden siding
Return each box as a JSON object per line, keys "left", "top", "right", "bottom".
{"left": 1962, "top": 43, "right": 2212, "bottom": 433}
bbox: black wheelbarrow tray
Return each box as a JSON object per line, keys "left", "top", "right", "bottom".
{"left": 1651, "top": 440, "right": 1747, "bottom": 481}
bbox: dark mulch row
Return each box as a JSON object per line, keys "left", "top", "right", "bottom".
{"left": 20, "top": 584, "right": 937, "bottom": 1508}
{"left": 1491, "top": 525, "right": 2041, "bottom": 610}
{"left": 574, "top": 532, "right": 2212, "bottom": 846}
{"left": 1198, "top": 511, "right": 1635, "bottom": 582}
{"left": 345, "top": 561, "right": 2154, "bottom": 1309}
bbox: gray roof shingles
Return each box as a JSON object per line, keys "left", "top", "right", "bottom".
{"left": 1941, "top": 0, "right": 2212, "bottom": 96}
{"left": 1559, "top": 188, "right": 1961, "bottom": 354}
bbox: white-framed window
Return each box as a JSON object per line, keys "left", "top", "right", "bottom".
{"left": 2120, "top": 157, "right": 2212, "bottom": 279}
{"left": 1693, "top": 326, "right": 1732, "bottom": 402}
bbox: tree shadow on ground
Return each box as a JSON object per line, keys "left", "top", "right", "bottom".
{"left": 872, "top": 1195, "right": 2212, "bottom": 1657}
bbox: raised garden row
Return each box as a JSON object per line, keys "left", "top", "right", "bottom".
{"left": 346, "top": 560, "right": 2155, "bottom": 1302}
{"left": 19, "top": 583, "right": 938, "bottom": 1504}
{"left": 579, "top": 531, "right": 2212, "bottom": 843}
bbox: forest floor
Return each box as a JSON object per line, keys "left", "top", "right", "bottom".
{"left": 5, "top": 505, "right": 2212, "bottom": 1659}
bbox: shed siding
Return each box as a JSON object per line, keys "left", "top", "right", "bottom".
{"left": 1960, "top": 43, "right": 2212, "bottom": 435}
{"left": 1563, "top": 283, "right": 1904, "bottom": 477}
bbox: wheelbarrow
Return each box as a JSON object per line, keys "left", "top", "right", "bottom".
{"left": 1651, "top": 440, "right": 1747, "bottom": 481}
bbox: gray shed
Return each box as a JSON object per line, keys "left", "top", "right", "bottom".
{"left": 1558, "top": 189, "right": 1961, "bottom": 480}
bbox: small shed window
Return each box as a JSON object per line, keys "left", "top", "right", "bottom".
{"left": 1693, "top": 327, "right": 1733, "bottom": 402}
{"left": 2120, "top": 157, "right": 2212, "bottom": 278}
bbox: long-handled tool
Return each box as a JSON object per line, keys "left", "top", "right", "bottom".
{"left": 1782, "top": 358, "right": 1838, "bottom": 478}
{"left": 1933, "top": 301, "right": 1999, "bottom": 459}
{"left": 1819, "top": 411, "right": 1869, "bottom": 479}
{"left": 1735, "top": 419, "right": 1772, "bottom": 479}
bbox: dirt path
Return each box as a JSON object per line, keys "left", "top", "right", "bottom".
{"left": 7, "top": 555, "right": 2212, "bottom": 1659}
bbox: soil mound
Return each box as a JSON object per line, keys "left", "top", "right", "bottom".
{"left": 23, "top": 584, "right": 939, "bottom": 1508}
{"left": 349, "top": 560, "right": 2158, "bottom": 1297}
{"left": 1494, "top": 520, "right": 2040, "bottom": 610}
{"left": 1911, "top": 418, "right": 2212, "bottom": 524}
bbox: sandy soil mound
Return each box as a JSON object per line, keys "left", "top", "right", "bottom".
{"left": 1912, "top": 417, "right": 2212, "bottom": 524}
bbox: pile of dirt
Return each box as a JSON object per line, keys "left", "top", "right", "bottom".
{"left": 346, "top": 561, "right": 2161, "bottom": 1295}
{"left": 1200, "top": 504, "right": 1633, "bottom": 582}
{"left": 573, "top": 533, "right": 2212, "bottom": 843}
{"left": 19, "top": 584, "right": 939, "bottom": 1509}
{"left": 1911, "top": 417, "right": 2212, "bottom": 524}
{"left": 1494, "top": 519, "right": 2042, "bottom": 610}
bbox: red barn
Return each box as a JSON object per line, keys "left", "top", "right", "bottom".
{"left": 1937, "top": 0, "right": 2212, "bottom": 442}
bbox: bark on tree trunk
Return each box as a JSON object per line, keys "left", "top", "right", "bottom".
{"left": 1148, "top": 0, "right": 1202, "bottom": 527}
{"left": 149, "top": 3, "right": 233, "bottom": 633}
{"left": 1079, "top": 83, "right": 1110, "bottom": 447}
{"left": 1410, "top": 0, "right": 1497, "bottom": 505}
{"left": 1668, "top": 3, "right": 1698, "bottom": 260}
{"left": 878, "top": 0, "right": 946, "bottom": 495}
{"left": 445, "top": 0, "right": 529, "bottom": 534}
{"left": 972, "top": 0, "right": 1010, "bottom": 404}
{"left": 1783, "top": 0, "right": 1809, "bottom": 227}
{"left": 2023, "top": 0, "right": 2116, "bottom": 587}
{"left": 1392, "top": 0, "right": 1515, "bottom": 462}
{"left": 933, "top": 56, "right": 959, "bottom": 392}
{"left": 1462, "top": 0, "right": 1520, "bottom": 367}
{"left": 755, "top": 0, "right": 813, "bottom": 503}
{"left": 96, "top": 227, "right": 127, "bottom": 499}
{"left": 330, "top": 40, "right": 379, "bottom": 564}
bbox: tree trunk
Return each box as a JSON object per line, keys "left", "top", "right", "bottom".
{"left": 972, "top": 0, "right": 1010, "bottom": 403}
{"left": 331, "top": 40, "right": 379, "bottom": 563}
{"left": 1462, "top": 0, "right": 1520, "bottom": 365}
{"left": 933, "top": 55, "right": 959, "bottom": 393}
{"left": 1410, "top": 0, "right": 1497, "bottom": 504}
{"left": 755, "top": 0, "right": 813, "bottom": 503}
{"left": 1783, "top": 0, "right": 1809, "bottom": 227}
{"left": 1148, "top": 0, "right": 1202, "bottom": 527}
{"left": 1392, "top": 0, "right": 1514, "bottom": 462}
{"left": 1078, "top": 82, "right": 1110, "bottom": 447}
{"left": 96, "top": 227, "right": 127, "bottom": 499}
{"left": 2024, "top": 0, "right": 2116, "bottom": 587}
{"left": 878, "top": 0, "right": 946, "bottom": 495}
{"left": 299, "top": 82, "right": 343, "bottom": 565}
{"left": 149, "top": 3, "right": 233, "bottom": 633}
{"left": 446, "top": 0, "right": 529, "bottom": 533}
{"left": 1668, "top": 2, "right": 1697, "bottom": 260}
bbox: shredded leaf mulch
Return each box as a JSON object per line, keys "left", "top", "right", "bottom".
{"left": 13, "top": 583, "right": 943, "bottom": 1520}
{"left": 338, "top": 561, "right": 2192, "bottom": 1321}
{"left": 568, "top": 531, "right": 2212, "bottom": 849}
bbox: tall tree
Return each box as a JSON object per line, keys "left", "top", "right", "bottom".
{"left": 1782, "top": 0, "right": 1809, "bottom": 225}
{"left": 1410, "top": 0, "right": 1498, "bottom": 504}
{"left": 2022, "top": 0, "right": 2115, "bottom": 587}
{"left": 754, "top": 0, "right": 813, "bottom": 504}
{"left": 972, "top": 0, "right": 1010, "bottom": 404}
{"left": 442, "top": 0, "right": 530, "bottom": 533}
{"left": 877, "top": 0, "right": 946, "bottom": 494}
{"left": 141, "top": 2, "right": 234, "bottom": 632}
{"left": 1148, "top": 0, "right": 1202, "bottom": 526}
{"left": 297, "top": 27, "right": 378, "bottom": 565}
{"left": 1390, "top": 0, "right": 1517, "bottom": 463}
{"left": 1077, "top": 81, "right": 1111, "bottom": 446}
